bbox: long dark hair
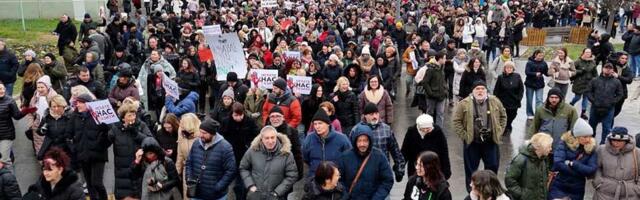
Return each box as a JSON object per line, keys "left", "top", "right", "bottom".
{"left": 418, "top": 151, "right": 444, "bottom": 189}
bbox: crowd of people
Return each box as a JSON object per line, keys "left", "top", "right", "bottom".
{"left": 0, "top": 0, "right": 640, "bottom": 200}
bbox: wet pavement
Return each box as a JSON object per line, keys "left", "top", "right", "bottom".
{"left": 11, "top": 58, "right": 640, "bottom": 199}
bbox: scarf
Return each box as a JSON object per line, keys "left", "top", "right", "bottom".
{"left": 499, "top": 54, "right": 511, "bottom": 62}
{"left": 364, "top": 86, "right": 384, "bottom": 104}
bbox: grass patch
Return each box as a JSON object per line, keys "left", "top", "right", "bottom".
{"left": 522, "top": 43, "right": 625, "bottom": 60}
{"left": 0, "top": 19, "right": 77, "bottom": 46}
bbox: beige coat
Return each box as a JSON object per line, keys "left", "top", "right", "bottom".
{"left": 548, "top": 57, "right": 576, "bottom": 85}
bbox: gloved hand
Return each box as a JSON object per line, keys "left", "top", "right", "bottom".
{"left": 20, "top": 107, "right": 37, "bottom": 115}
{"left": 393, "top": 165, "right": 404, "bottom": 182}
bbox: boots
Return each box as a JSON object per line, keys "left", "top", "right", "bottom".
{"left": 580, "top": 110, "right": 588, "bottom": 120}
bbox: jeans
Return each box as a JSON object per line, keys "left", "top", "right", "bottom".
{"left": 620, "top": 16, "right": 627, "bottom": 32}
{"left": 0, "top": 140, "right": 12, "bottom": 166}
{"left": 570, "top": 93, "right": 590, "bottom": 112}
{"left": 82, "top": 161, "right": 107, "bottom": 200}
{"left": 589, "top": 107, "right": 614, "bottom": 144}
{"left": 4, "top": 83, "right": 13, "bottom": 98}
{"left": 526, "top": 87, "right": 544, "bottom": 116}
{"left": 425, "top": 98, "right": 445, "bottom": 127}
{"left": 631, "top": 55, "right": 640, "bottom": 77}
{"left": 405, "top": 75, "right": 415, "bottom": 95}
{"left": 486, "top": 47, "right": 498, "bottom": 64}
{"left": 233, "top": 176, "right": 246, "bottom": 200}
{"left": 463, "top": 142, "right": 500, "bottom": 192}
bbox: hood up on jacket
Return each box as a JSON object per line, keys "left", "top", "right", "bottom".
{"left": 545, "top": 88, "right": 564, "bottom": 109}
{"left": 142, "top": 137, "right": 166, "bottom": 161}
{"left": 350, "top": 124, "right": 373, "bottom": 156}
{"left": 605, "top": 134, "right": 637, "bottom": 154}
{"left": 249, "top": 131, "right": 292, "bottom": 156}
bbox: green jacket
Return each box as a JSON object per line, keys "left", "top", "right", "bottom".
{"left": 43, "top": 60, "right": 68, "bottom": 94}
{"left": 529, "top": 102, "right": 578, "bottom": 148}
{"left": 571, "top": 57, "right": 597, "bottom": 94}
{"left": 505, "top": 144, "right": 551, "bottom": 200}
{"left": 244, "top": 90, "right": 265, "bottom": 127}
{"left": 422, "top": 64, "right": 448, "bottom": 101}
{"left": 452, "top": 95, "right": 507, "bottom": 145}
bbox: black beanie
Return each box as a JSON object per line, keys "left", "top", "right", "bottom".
{"left": 273, "top": 78, "right": 287, "bottom": 91}
{"left": 84, "top": 13, "right": 91, "bottom": 19}
{"left": 547, "top": 87, "right": 563, "bottom": 99}
{"left": 270, "top": 106, "right": 284, "bottom": 115}
{"left": 200, "top": 118, "right": 220, "bottom": 134}
{"left": 363, "top": 102, "right": 379, "bottom": 115}
{"left": 472, "top": 80, "right": 487, "bottom": 90}
{"left": 226, "top": 72, "right": 238, "bottom": 82}
{"left": 44, "top": 53, "right": 57, "bottom": 61}
{"left": 312, "top": 109, "right": 331, "bottom": 124}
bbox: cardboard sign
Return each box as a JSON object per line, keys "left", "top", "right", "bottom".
{"left": 203, "top": 25, "right": 222, "bottom": 36}
{"left": 250, "top": 69, "right": 279, "bottom": 89}
{"left": 162, "top": 74, "right": 180, "bottom": 100}
{"left": 207, "top": 33, "right": 248, "bottom": 81}
{"left": 284, "top": 1, "right": 294, "bottom": 9}
{"left": 287, "top": 75, "right": 312, "bottom": 95}
{"left": 409, "top": 51, "right": 419, "bottom": 70}
{"left": 86, "top": 99, "right": 120, "bottom": 124}
{"left": 261, "top": 0, "right": 278, "bottom": 8}
{"left": 283, "top": 51, "right": 301, "bottom": 61}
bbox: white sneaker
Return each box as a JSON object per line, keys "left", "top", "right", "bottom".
{"left": 527, "top": 116, "right": 534, "bottom": 120}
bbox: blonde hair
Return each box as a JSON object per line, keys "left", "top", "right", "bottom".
{"left": 530, "top": 133, "right": 553, "bottom": 150}
{"left": 179, "top": 113, "right": 201, "bottom": 139}
{"left": 117, "top": 103, "right": 138, "bottom": 118}
{"left": 122, "top": 97, "right": 140, "bottom": 108}
{"left": 333, "top": 76, "right": 350, "bottom": 92}
{"left": 503, "top": 61, "right": 516, "bottom": 72}
{"left": 24, "top": 63, "right": 44, "bottom": 83}
{"left": 48, "top": 95, "right": 67, "bottom": 108}
{"left": 70, "top": 85, "right": 96, "bottom": 100}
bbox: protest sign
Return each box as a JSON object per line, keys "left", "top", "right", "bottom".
{"left": 162, "top": 75, "right": 180, "bottom": 100}
{"left": 287, "top": 75, "right": 312, "bottom": 95}
{"left": 261, "top": 0, "right": 278, "bottom": 8}
{"left": 86, "top": 100, "right": 120, "bottom": 124}
{"left": 203, "top": 25, "right": 222, "bottom": 36}
{"left": 409, "top": 51, "right": 419, "bottom": 70}
{"left": 283, "top": 51, "right": 301, "bottom": 61}
{"left": 284, "top": 1, "right": 294, "bottom": 9}
{"left": 207, "top": 33, "right": 248, "bottom": 81}
{"left": 250, "top": 69, "right": 279, "bottom": 89}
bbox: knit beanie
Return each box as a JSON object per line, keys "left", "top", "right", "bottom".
{"left": 571, "top": 119, "right": 593, "bottom": 137}
{"left": 608, "top": 127, "right": 631, "bottom": 141}
{"left": 222, "top": 88, "right": 235, "bottom": 100}
{"left": 269, "top": 106, "right": 284, "bottom": 115}
{"left": 312, "top": 109, "right": 331, "bottom": 124}
{"left": 363, "top": 102, "right": 378, "bottom": 115}
{"left": 200, "top": 118, "right": 220, "bottom": 135}
{"left": 76, "top": 93, "right": 95, "bottom": 103}
{"left": 416, "top": 114, "right": 434, "bottom": 129}
{"left": 273, "top": 78, "right": 288, "bottom": 91}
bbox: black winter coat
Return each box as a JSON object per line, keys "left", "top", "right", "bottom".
{"left": 219, "top": 116, "right": 260, "bottom": 166}
{"left": 0, "top": 167, "right": 21, "bottom": 200}
{"left": 177, "top": 70, "right": 200, "bottom": 91}
{"left": 302, "top": 180, "right": 345, "bottom": 200}
{"left": 301, "top": 85, "right": 326, "bottom": 130}
{"left": 273, "top": 124, "right": 304, "bottom": 181}
{"left": 459, "top": 70, "right": 486, "bottom": 99}
{"left": 53, "top": 21, "right": 78, "bottom": 48}
{"left": 587, "top": 75, "right": 623, "bottom": 110}
{"left": 0, "top": 50, "right": 19, "bottom": 84}
{"left": 36, "top": 110, "right": 73, "bottom": 160}
{"left": 218, "top": 82, "right": 249, "bottom": 103}
{"left": 146, "top": 73, "right": 165, "bottom": 112}
{"left": 23, "top": 170, "right": 83, "bottom": 200}
{"left": 69, "top": 111, "right": 111, "bottom": 163}
{"left": 154, "top": 129, "right": 178, "bottom": 162}
{"left": 401, "top": 125, "right": 451, "bottom": 179}
{"left": 494, "top": 72, "right": 525, "bottom": 109}
{"left": 0, "top": 96, "right": 27, "bottom": 140}
{"left": 332, "top": 90, "right": 360, "bottom": 128}
{"left": 108, "top": 120, "right": 152, "bottom": 199}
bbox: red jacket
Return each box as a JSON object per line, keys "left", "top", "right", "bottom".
{"left": 262, "top": 92, "right": 302, "bottom": 128}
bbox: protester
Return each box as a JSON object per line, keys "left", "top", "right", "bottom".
{"left": 587, "top": 63, "right": 623, "bottom": 144}
{"left": 452, "top": 49, "right": 469, "bottom": 102}
{"left": 301, "top": 84, "right": 327, "bottom": 131}
{"left": 570, "top": 48, "right": 598, "bottom": 119}
{"left": 505, "top": 133, "right": 554, "bottom": 200}
{"left": 487, "top": 47, "right": 513, "bottom": 93}
{"left": 549, "top": 119, "right": 597, "bottom": 200}
{"left": 607, "top": 52, "right": 634, "bottom": 119}
{"left": 262, "top": 78, "right": 302, "bottom": 128}
{"left": 175, "top": 113, "right": 200, "bottom": 197}
{"left": 239, "top": 126, "right": 299, "bottom": 200}
{"left": 547, "top": 48, "right": 575, "bottom": 97}
{"left": 155, "top": 113, "right": 179, "bottom": 162}
{"left": 493, "top": 61, "right": 523, "bottom": 134}
{"left": 465, "top": 170, "right": 509, "bottom": 200}
{"left": 303, "top": 110, "right": 351, "bottom": 176}
{"left": 452, "top": 80, "right": 506, "bottom": 192}
{"left": 530, "top": 88, "right": 579, "bottom": 148}
{"left": 593, "top": 127, "right": 640, "bottom": 199}
{"left": 524, "top": 49, "right": 549, "bottom": 119}
{"left": 359, "top": 75, "right": 394, "bottom": 125}
{"left": 185, "top": 118, "right": 236, "bottom": 200}
{"left": 0, "top": 81, "right": 36, "bottom": 166}
{"left": 332, "top": 77, "right": 360, "bottom": 134}
{"left": 266, "top": 106, "right": 304, "bottom": 182}
{"left": 27, "top": 75, "right": 59, "bottom": 156}
{"left": 21, "top": 63, "right": 45, "bottom": 106}
{"left": 0, "top": 152, "right": 20, "bottom": 200}
{"left": 422, "top": 53, "right": 448, "bottom": 127}
{"left": 338, "top": 124, "right": 394, "bottom": 200}
{"left": 165, "top": 91, "right": 199, "bottom": 118}
{"left": 108, "top": 68, "right": 139, "bottom": 109}
{"left": 64, "top": 67, "right": 106, "bottom": 100}
{"left": 132, "top": 137, "right": 181, "bottom": 200}
{"left": 459, "top": 57, "right": 487, "bottom": 99}
{"left": 138, "top": 50, "right": 176, "bottom": 111}
{"left": 401, "top": 114, "right": 451, "bottom": 179}
{"left": 244, "top": 87, "right": 265, "bottom": 127}
{"left": 23, "top": 148, "right": 83, "bottom": 200}
{"left": 402, "top": 151, "right": 452, "bottom": 200}
{"left": 53, "top": 15, "right": 78, "bottom": 56}
{"left": 108, "top": 103, "right": 152, "bottom": 199}
{"left": 302, "top": 161, "right": 344, "bottom": 200}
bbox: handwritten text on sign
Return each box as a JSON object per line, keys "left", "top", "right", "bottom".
{"left": 207, "top": 33, "right": 248, "bottom": 81}
{"left": 162, "top": 74, "right": 180, "bottom": 100}
{"left": 86, "top": 99, "right": 120, "bottom": 124}
{"left": 261, "top": 0, "right": 278, "bottom": 8}
{"left": 287, "top": 75, "right": 312, "bottom": 95}
{"left": 250, "top": 69, "right": 279, "bottom": 89}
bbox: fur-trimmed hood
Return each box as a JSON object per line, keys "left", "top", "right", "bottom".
{"left": 560, "top": 132, "right": 596, "bottom": 154}
{"left": 249, "top": 132, "right": 292, "bottom": 155}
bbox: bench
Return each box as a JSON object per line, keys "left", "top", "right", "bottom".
{"left": 543, "top": 27, "right": 572, "bottom": 42}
